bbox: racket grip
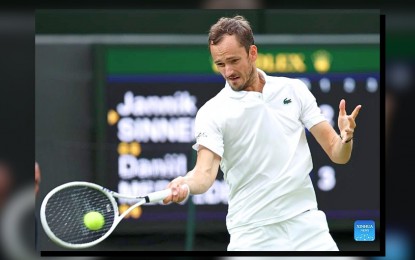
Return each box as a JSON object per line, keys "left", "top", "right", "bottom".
{"left": 146, "top": 188, "right": 172, "bottom": 203}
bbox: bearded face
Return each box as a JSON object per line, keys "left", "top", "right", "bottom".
{"left": 210, "top": 35, "right": 258, "bottom": 91}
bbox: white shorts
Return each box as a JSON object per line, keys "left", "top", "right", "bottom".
{"left": 227, "top": 209, "right": 339, "bottom": 251}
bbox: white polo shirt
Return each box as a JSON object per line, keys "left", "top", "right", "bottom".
{"left": 192, "top": 69, "right": 326, "bottom": 234}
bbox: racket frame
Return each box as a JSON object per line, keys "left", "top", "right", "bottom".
{"left": 40, "top": 181, "right": 172, "bottom": 249}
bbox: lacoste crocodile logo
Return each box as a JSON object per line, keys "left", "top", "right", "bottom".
{"left": 283, "top": 98, "right": 292, "bottom": 104}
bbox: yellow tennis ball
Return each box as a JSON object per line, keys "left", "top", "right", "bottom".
{"left": 83, "top": 211, "right": 105, "bottom": 231}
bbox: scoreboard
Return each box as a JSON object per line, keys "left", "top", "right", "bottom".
{"left": 94, "top": 43, "right": 380, "bottom": 233}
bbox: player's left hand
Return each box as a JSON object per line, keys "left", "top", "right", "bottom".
{"left": 338, "top": 99, "right": 362, "bottom": 144}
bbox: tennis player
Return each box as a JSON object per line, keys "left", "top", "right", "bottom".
{"left": 163, "top": 15, "right": 361, "bottom": 251}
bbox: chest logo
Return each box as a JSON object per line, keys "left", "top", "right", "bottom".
{"left": 283, "top": 98, "right": 292, "bottom": 104}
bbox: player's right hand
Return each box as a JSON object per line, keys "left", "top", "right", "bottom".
{"left": 163, "top": 176, "right": 190, "bottom": 205}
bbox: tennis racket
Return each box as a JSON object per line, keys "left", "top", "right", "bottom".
{"left": 40, "top": 181, "right": 188, "bottom": 249}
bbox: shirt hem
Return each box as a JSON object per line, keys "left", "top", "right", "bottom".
{"left": 227, "top": 206, "right": 318, "bottom": 235}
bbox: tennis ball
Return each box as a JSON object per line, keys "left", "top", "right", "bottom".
{"left": 83, "top": 211, "right": 105, "bottom": 231}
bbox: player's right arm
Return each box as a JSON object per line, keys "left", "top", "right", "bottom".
{"left": 163, "top": 145, "right": 221, "bottom": 204}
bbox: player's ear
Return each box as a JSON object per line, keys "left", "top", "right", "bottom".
{"left": 249, "top": 45, "right": 257, "bottom": 62}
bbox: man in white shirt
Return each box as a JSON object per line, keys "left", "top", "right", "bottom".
{"left": 163, "top": 15, "right": 361, "bottom": 251}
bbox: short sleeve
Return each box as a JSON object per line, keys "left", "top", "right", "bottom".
{"left": 295, "top": 79, "right": 327, "bottom": 130}
{"left": 192, "top": 105, "right": 224, "bottom": 158}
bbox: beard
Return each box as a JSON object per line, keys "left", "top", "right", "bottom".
{"left": 229, "top": 64, "right": 256, "bottom": 91}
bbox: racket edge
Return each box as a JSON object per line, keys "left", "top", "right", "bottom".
{"left": 39, "top": 181, "right": 119, "bottom": 249}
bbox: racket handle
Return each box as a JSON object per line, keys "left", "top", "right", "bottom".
{"left": 146, "top": 188, "right": 172, "bottom": 203}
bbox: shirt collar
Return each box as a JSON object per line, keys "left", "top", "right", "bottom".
{"left": 224, "top": 68, "right": 268, "bottom": 99}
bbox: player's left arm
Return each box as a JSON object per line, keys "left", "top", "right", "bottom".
{"left": 310, "top": 99, "right": 362, "bottom": 164}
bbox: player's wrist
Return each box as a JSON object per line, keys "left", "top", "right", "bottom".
{"left": 178, "top": 183, "right": 190, "bottom": 205}
{"left": 339, "top": 134, "right": 353, "bottom": 143}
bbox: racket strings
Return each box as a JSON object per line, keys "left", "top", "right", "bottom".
{"left": 44, "top": 186, "right": 115, "bottom": 245}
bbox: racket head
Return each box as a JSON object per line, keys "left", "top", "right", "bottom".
{"left": 40, "top": 181, "right": 119, "bottom": 249}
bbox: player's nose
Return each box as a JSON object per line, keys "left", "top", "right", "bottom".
{"left": 225, "top": 65, "right": 235, "bottom": 78}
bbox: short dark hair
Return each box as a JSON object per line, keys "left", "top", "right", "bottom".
{"left": 208, "top": 15, "right": 254, "bottom": 53}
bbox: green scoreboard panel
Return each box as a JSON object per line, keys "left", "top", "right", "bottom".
{"left": 95, "top": 44, "right": 380, "bottom": 234}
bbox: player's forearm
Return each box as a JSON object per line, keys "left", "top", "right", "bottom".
{"left": 330, "top": 135, "right": 353, "bottom": 164}
{"left": 184, "top": 169, "right": 215, "bottom": 194}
